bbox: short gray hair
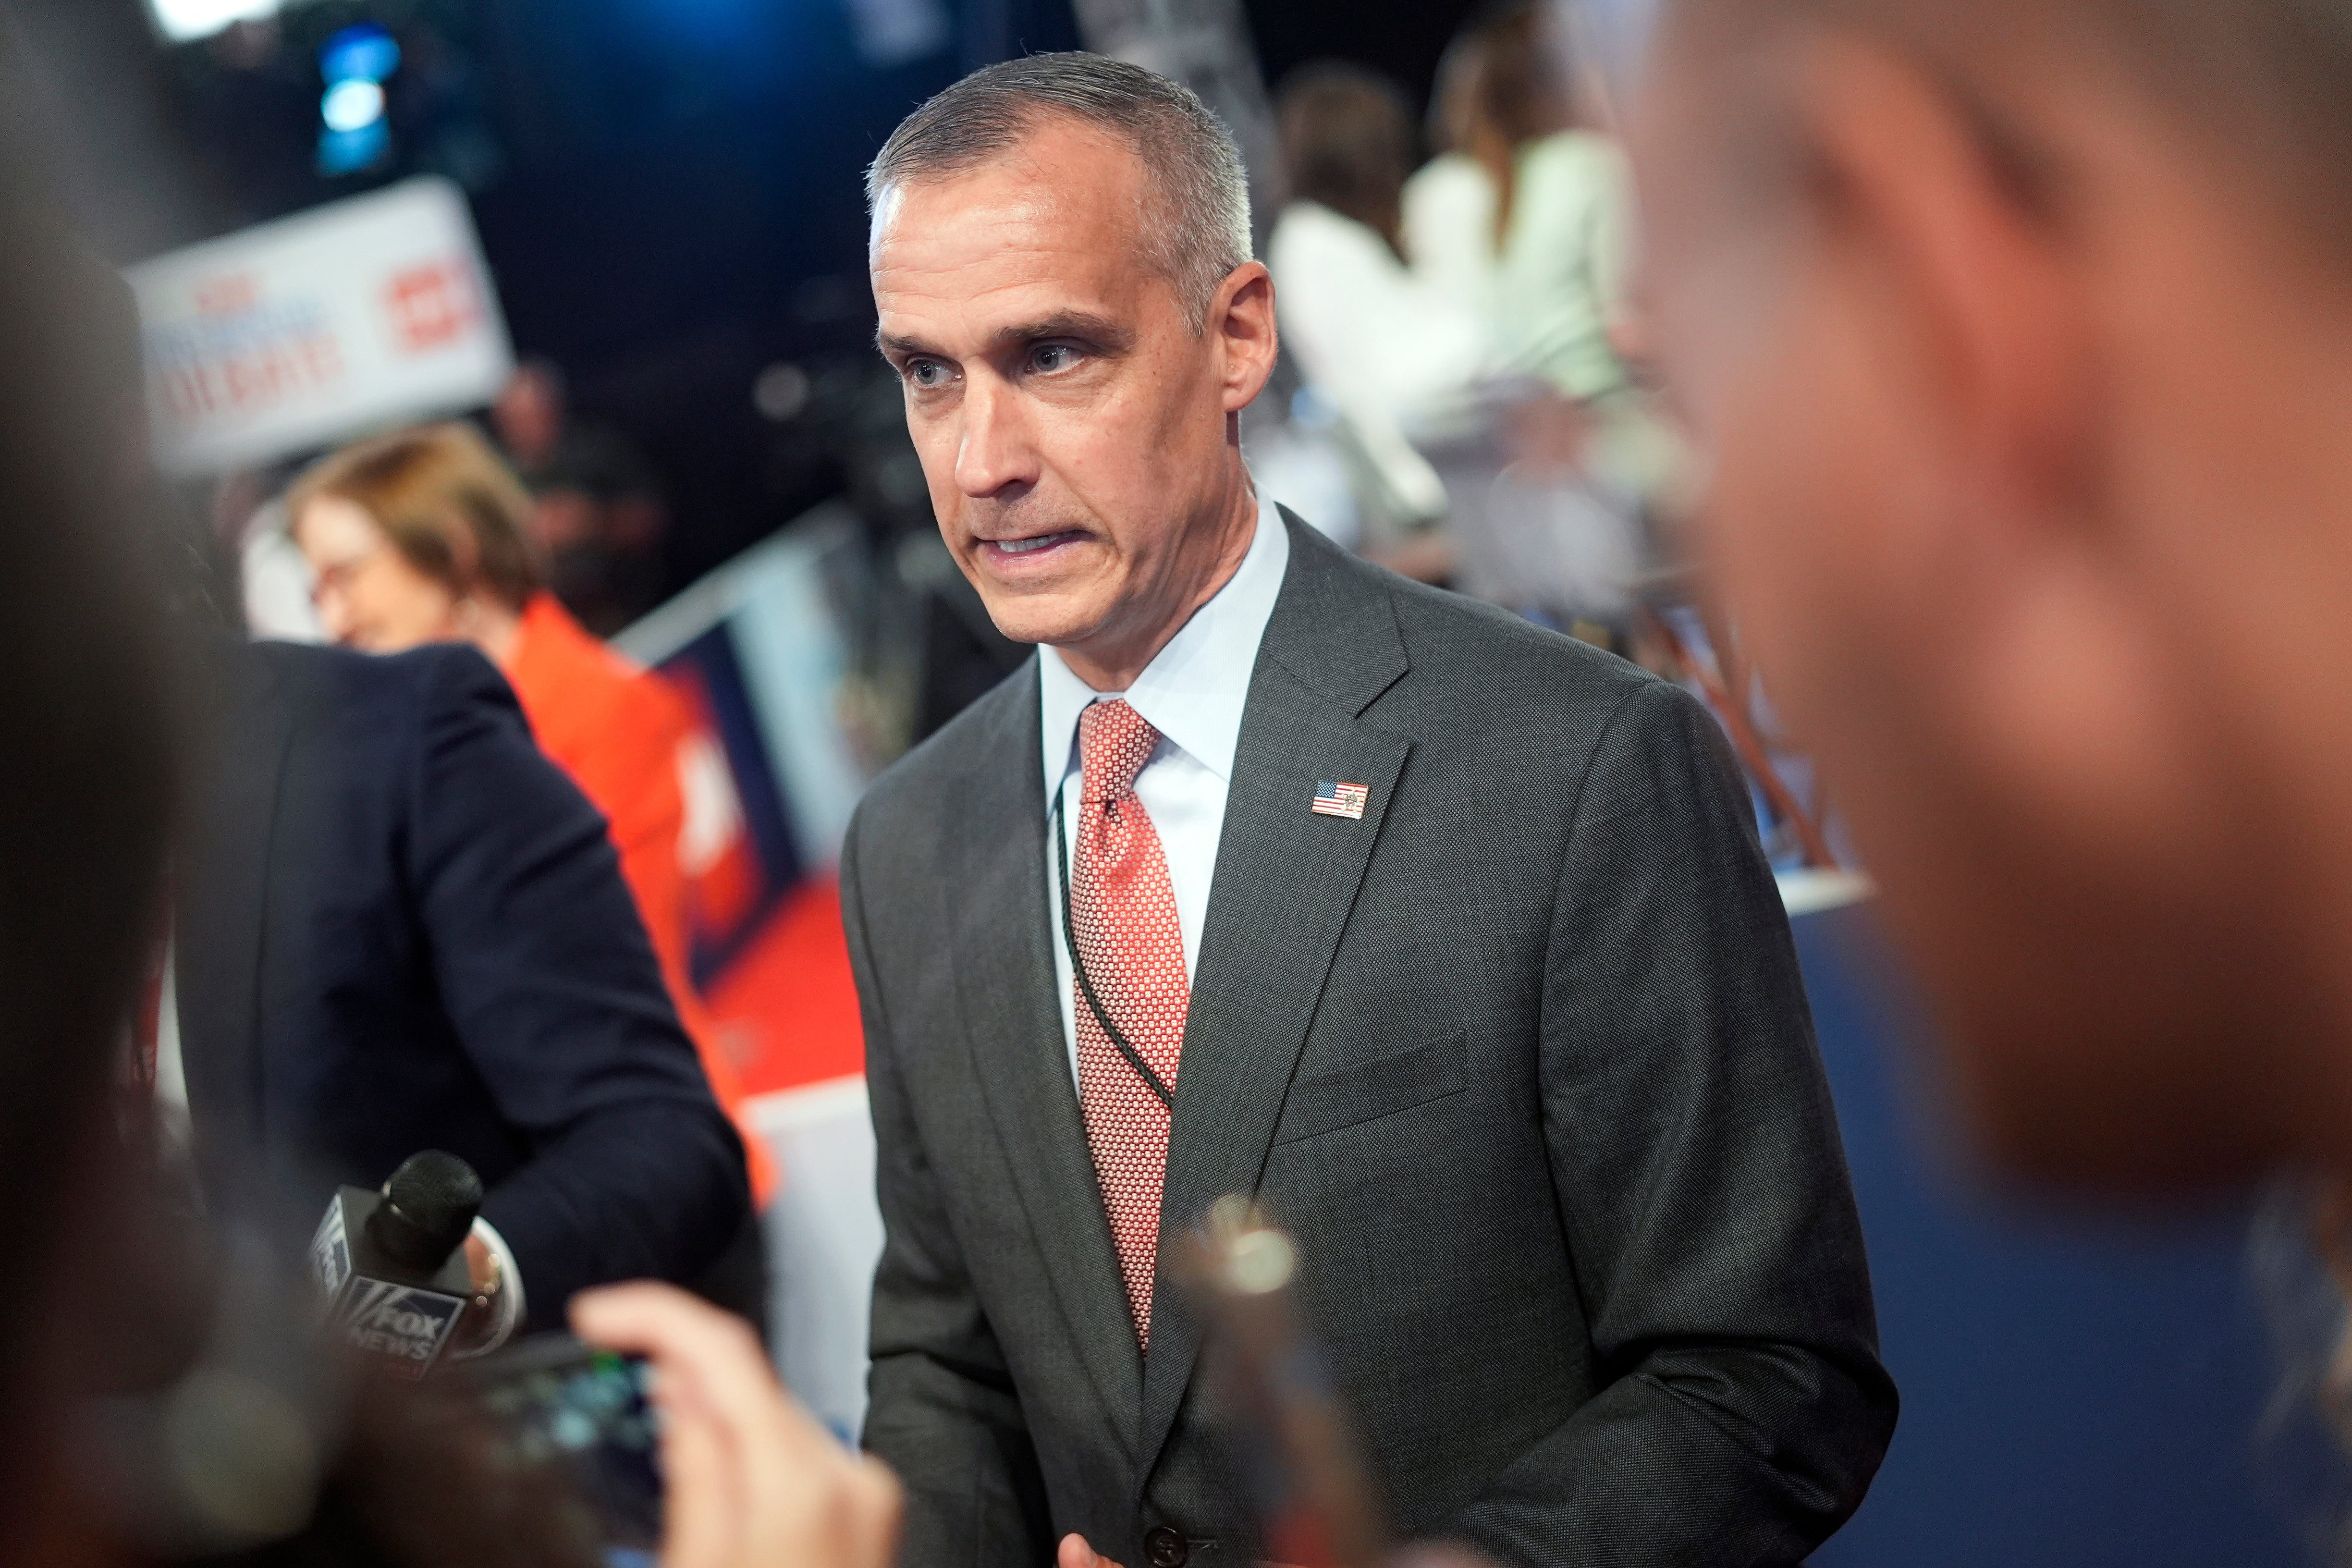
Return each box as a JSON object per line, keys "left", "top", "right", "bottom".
{"left": 867, "top": 52, "right": 1254, "bottom": 331}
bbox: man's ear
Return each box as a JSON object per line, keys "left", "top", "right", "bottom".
{"left": 1793, "top": 35, "right": 2097, "bottom": 549}
{"left": 1794, "top": 37, "right": 2209, "bottom": 884}
{"left": 1789, "top": 32, "right": 2179, "bottom": 803}
{"left": 1213, "top": 261, "right": 1278, "bottom": 413}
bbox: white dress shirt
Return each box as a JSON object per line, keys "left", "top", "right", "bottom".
{"left": 1040, "top": 492, "right": 1290, "bottom": 1089}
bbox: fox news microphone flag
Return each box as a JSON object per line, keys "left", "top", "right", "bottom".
{"left": 310, "top": 1150, "right": 483, "bottom": 1378}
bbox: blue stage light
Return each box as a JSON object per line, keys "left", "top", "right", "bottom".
{"left": 315, "top": 22, "right": 397, "bottom": 177}
{"left": 321, "top": 78, "right": 385, "bottom": 133}
{"left": 316, "top": 120, "right": 390, "bottom": 176}
{"left": 321, "top": 23, "right": 401, "bottom": 85}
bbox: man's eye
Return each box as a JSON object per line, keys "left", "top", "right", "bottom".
{"left": 906, "top": 359, "right": 948, "bottom": 388}
{"left": 1032, "top": 344, "right": 1076, "bottom": 373}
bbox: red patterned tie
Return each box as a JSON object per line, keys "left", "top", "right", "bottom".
{"left": 1070, "top": 699, "right": 1188, "bottom": 1348}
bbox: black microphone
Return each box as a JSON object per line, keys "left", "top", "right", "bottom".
{"left": 308, "top": 1150, "right": 483, "bottom": 1378}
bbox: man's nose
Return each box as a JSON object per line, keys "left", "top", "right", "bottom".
{"left": 952, "top": 377, "right": 1038, "bottom": 499}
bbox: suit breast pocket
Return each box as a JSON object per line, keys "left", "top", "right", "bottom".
{"left": 1271, "top": 1030, "right": 1469, "bottom": 1146}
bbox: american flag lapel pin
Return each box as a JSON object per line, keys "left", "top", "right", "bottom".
{"left": 1311, "top": 781, "right": 1369, "bottom": 821}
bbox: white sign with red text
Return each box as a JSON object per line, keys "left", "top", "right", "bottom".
{"left": 128, "top": 177, "right": 514, "bottom": 475}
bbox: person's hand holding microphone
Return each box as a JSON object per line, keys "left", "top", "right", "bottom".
{"left": 573, "top": 1282, "right": 902, "bottom": 1568}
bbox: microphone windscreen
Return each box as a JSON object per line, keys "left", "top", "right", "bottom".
{"left": 375, "top": 1150, "right": 483, "bottom": 1269}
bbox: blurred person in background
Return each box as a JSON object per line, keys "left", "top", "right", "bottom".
{"left": 1265, "top": 62, "right": 1483, "bottom": 585}
{"left": 1268, "top": 63, "right": 1492, "bottom": 443}
{"left": 285, "top": 422, "right": 779, "bottom": 1226}
{"left": 0, "top": 89, "right": 894, "bottom": 1568}
{"left": 1406, "top": 0, "right": 1672, "bottom": 643}
{"left": 493, "top": 358, "right": 669, "bottom": 635}
{"left": 1408, "top": 0, "right": 1632, "bottom": 406}
{"left": 1628, "top": 0, "right": 2352, "bottom": 1528}
{"left": 178, "top": 626, "right": 755, "bottom": 1339}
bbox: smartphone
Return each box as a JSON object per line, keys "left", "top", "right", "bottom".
{"left": 465, "top": 1332, "right": 663, "bottom": 1566}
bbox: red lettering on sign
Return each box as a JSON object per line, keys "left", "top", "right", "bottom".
{"left": 385, "top": 261, "right": 480, "bottom": 352}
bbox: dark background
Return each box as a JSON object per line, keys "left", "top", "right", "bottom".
{"left": 7, "top": 0, "right": 1485, "bottom": 591}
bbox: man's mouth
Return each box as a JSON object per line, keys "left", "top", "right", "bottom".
{"left": 980, "top": 530, "right": 1085, "bottom": 559}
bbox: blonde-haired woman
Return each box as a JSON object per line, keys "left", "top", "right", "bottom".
{"left": 289, "top": 422, "right": 775, "bottom": 1207}
{"left": 1407, "top": 2, "right": 1633, "bottom": 402}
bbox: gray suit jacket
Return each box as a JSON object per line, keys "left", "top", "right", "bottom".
{"left": 844, "top": 513, "right": 1895, "bottom": 1568}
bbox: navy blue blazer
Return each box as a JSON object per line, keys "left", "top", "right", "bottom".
{"left": 176, "top": 638, "right": 749, "bottom": 1328}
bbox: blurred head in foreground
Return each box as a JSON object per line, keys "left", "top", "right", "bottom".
{"left": 1629, "top": 0, "right": 2352, "bottom": 1192}
{"left": 0, "top": 182, "right": 602, "bottom": 1568}
{"left": 0, "top": 40, "right": 175, "bottom": 1534}
{"left": 288, "top": 422, "right": 542, "bottom": 657}
{"left": 864, "top": 52, "right": 1278, "bottom": 687}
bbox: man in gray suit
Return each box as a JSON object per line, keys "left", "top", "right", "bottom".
{"left": 845, "top": 52, "right": 1895, "bottom": 1568}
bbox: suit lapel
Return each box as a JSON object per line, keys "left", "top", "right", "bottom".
{"left": 949, "top": 666, "right": 1147, "bottom": 1453}
{"left": 1139, "top": 513, "right": 1412, "bottom": 1480}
